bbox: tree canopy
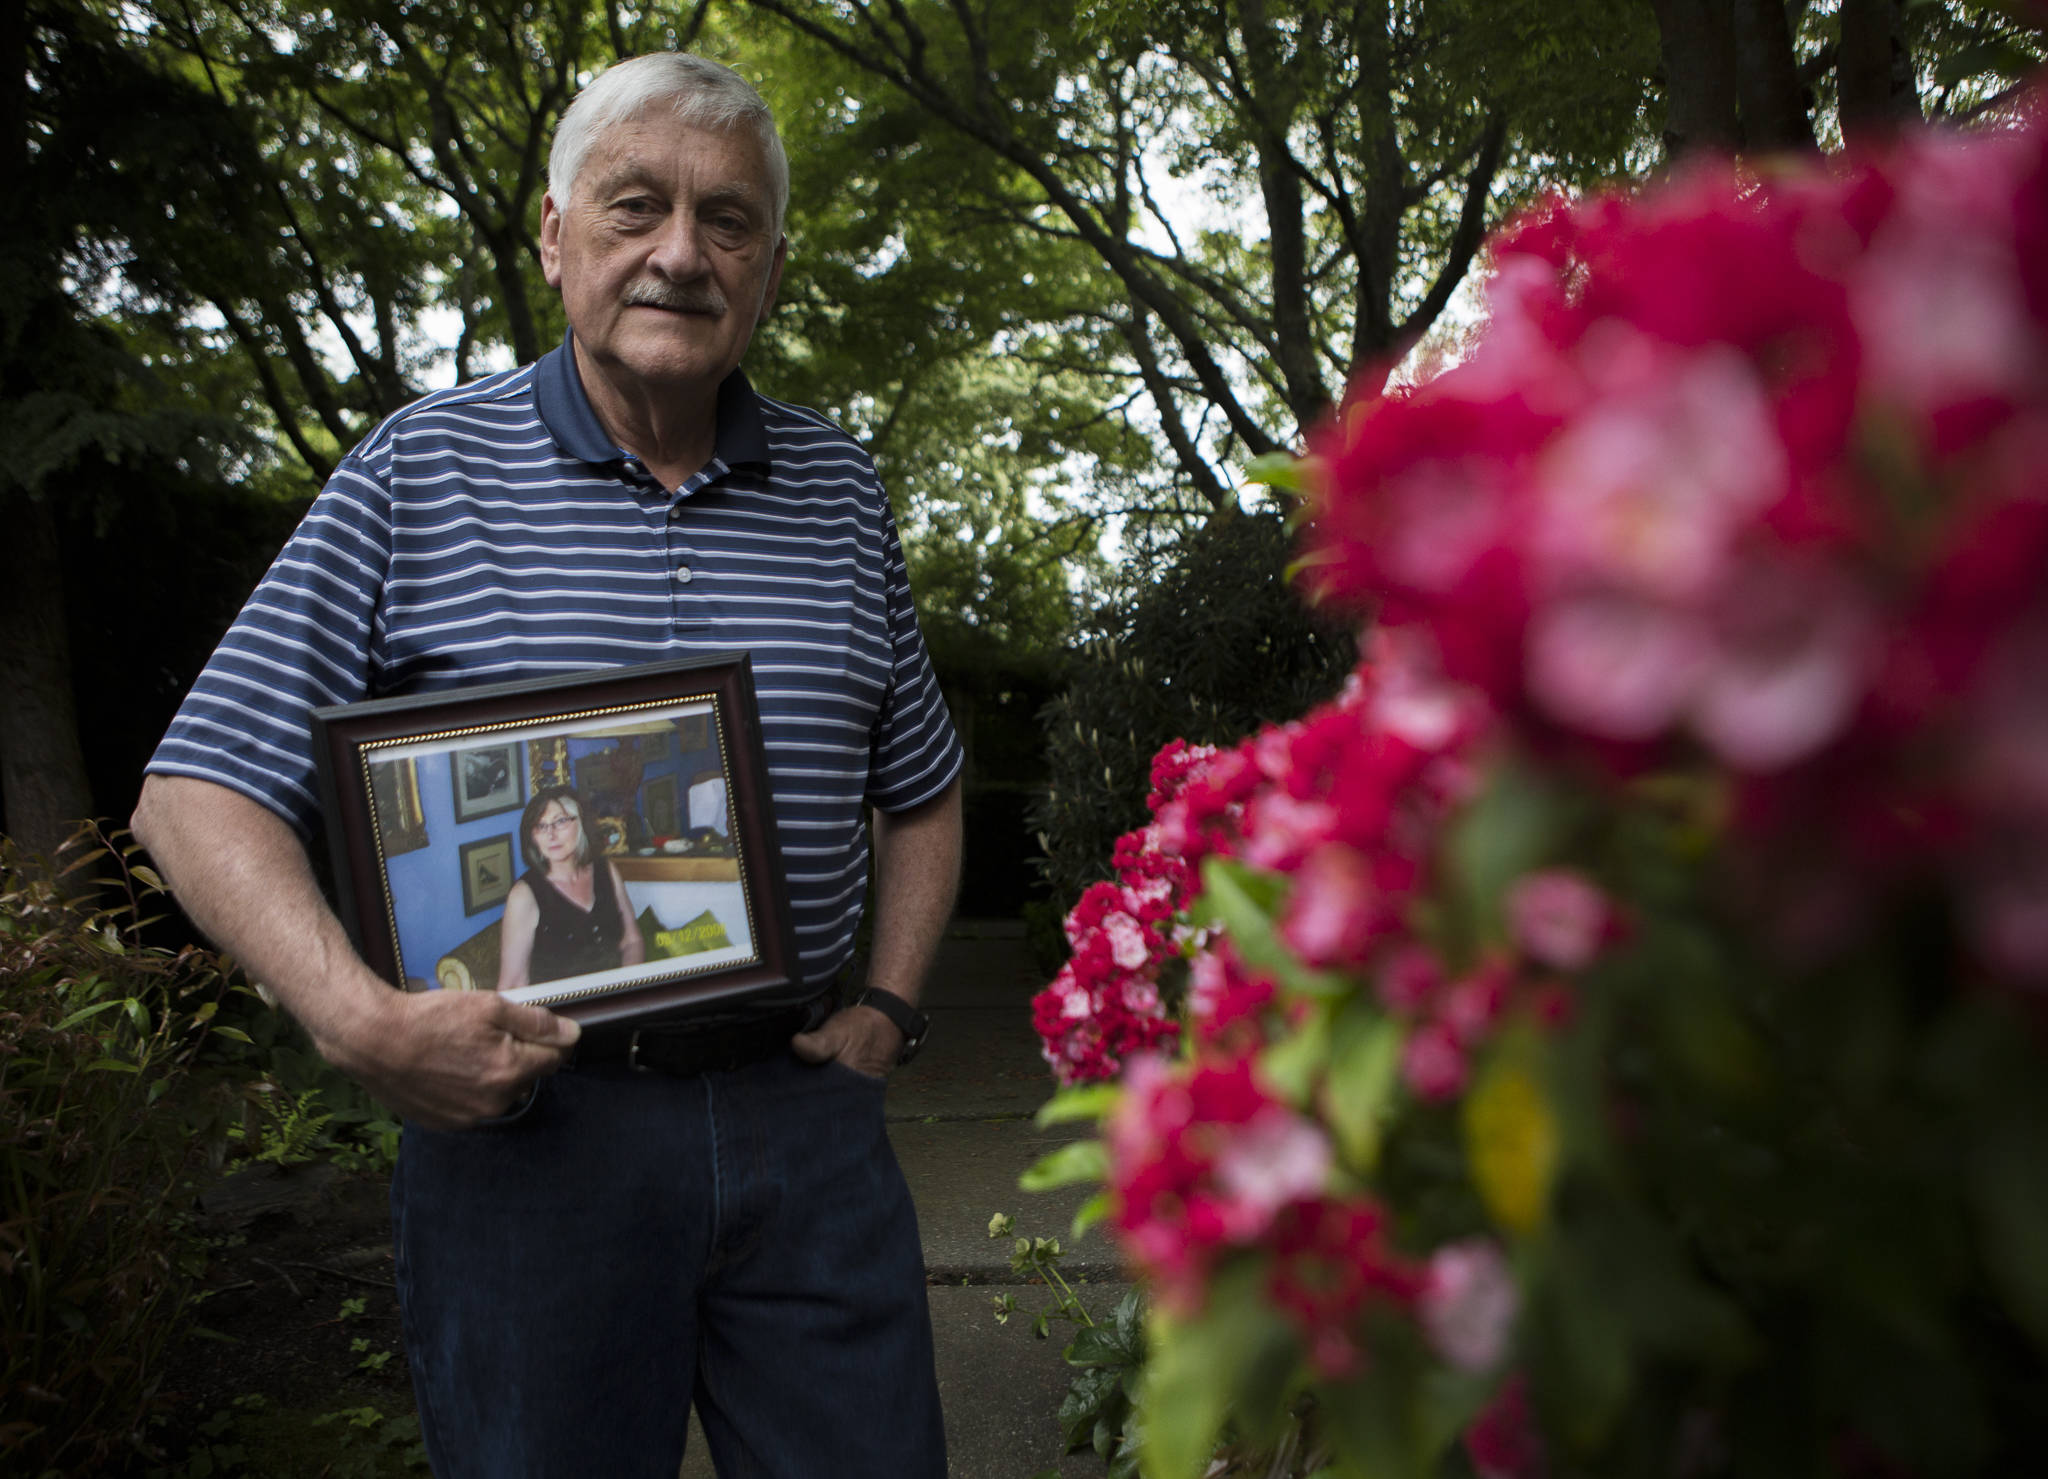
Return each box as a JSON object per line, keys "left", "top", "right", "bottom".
{"left": 3, "top": 0, "right": 2042, "bottom": 854}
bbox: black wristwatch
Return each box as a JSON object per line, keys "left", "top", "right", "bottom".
{"left": 853, "top": 986, "right": 930, "bottom": 1066}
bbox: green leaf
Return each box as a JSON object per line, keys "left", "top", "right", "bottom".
{"left": 1242, "top": 451, "right": 1319, "bottom": 494}
{"left": 84, "top": 1057, "right": 143, "bottom": 1074}
{"left": 131, "top": 864, "right": 165, "bottom": 891}
{"left": 1067, "top": 1322, "right": 1137, "bottom": 1368}
{"left": 1138, "top": 1266, "right": 1297, "bottom": 1479}
{"left": 1325, "top": 1003, "right": 1405, "bottom": 1171}
{"left": 1976, "top": 1122, "right": 2048, "bottom": 1349}
{"left": 1060, "top": 1366, "right": 1122, "bottom": 1451}
{"left": 1021, "top": 1139, "right": 1108, "bottom": 1193}
{"left": 1257, "top": 998, "right": 1332, "bottom": 1104}
{"left": 212, "top": 1026, "right": 254, "bottom": 1044}
{"left": 1320, "top": 1361, "right": 1427, "bottom": 1479}
{"left": 1036, "top": 1083, "right": 1122, "bottom": 1128}
{"left": 1071, "top": 1191, "right": 1110, "bottom": 1241}
{"left": 54, "top": 999, "right": 123, "bottom": 1031}
{"left": 1194, "top": 858, "right": 1351, "bottom": 998}
{"left": 1442, "top": 757, "right": 1573, "bottom": 948}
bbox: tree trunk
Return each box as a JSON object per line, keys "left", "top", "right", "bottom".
{"left": 0, "top": 495, "right": 94, "bottom": 857}
{"left": 1650, "top": 0, "right": 1741, "bottom": 159}
{"left": 1838, "top": 0, "right": 1920, "bottom": 136}
{"left": 1732, "top": 0, "right": 1815, "bottom": 151}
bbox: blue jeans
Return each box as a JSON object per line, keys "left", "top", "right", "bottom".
{"left": 391, "top": 1052, "right": 945, "bottom": 1479}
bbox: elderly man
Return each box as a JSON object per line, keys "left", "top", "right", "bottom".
{"left": 132, "top": 53, "right": 959, "bottom": 1479}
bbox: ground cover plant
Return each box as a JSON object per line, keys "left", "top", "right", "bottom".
{"left": 1030, "top": 94, "right": 2048, "bottom": 1478}
{"left": 0, "top": 832, "right": 253, "bottom": 1472}
{"left": 1, "top": 833, "right": 418, "bottom": 1476}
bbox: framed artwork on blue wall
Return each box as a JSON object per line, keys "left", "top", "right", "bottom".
{"left": 452, "top": 741, "right": 522, "bottom": 823}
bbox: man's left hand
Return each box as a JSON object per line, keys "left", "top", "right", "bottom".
{"left": 791, "top": 1002, "right": 903, "bottom": 1080}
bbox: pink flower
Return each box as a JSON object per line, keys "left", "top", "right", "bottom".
{"left": 1280, "top": 843, "right": 1382, "bottom": 968}
{"left": 1403, "top": 1019, "right": 1469, "bottom": 1102}
{"left": 1378, "top": 943, "right": 1445, "bottom": 1014}
{"left": 1103, "top": 911, "right": 1151, "bottom": 971}
{"left": 1421, "top": 1239, "right": 1520, "bottom": 1373}
{"left": 1690, "top": 556, "right": 1878, "bottom": 771}
{"left": 1506, "top": 869, "right": 1613, "bottom": 972}
{"left": 1465, "top": 1374, "right": 1544, "bottom": 1479}
{"left": 1533, "top": 335, "right": 1786, "bottom": 604}
{"left": 1526, "top": 591, "right": 1709, "bottom": 740}
{"left": 1213, "top": 1110, "right": 1333, "bottom": 1232}
{"left": 1440, "top": 960, "right": 1513, "bottom": 1043}
{"left": 1265, "top": 1197, "right": 1425, "bottom": 1375}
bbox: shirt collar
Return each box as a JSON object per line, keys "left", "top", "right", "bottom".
{"left": 534, "top": 330, "right": 770, "bottom": 471}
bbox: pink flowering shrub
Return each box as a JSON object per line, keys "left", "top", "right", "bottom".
{"left": 1029, "top": 100, "right": 2048, "bottom": 1479}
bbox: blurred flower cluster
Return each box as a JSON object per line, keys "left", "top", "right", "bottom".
{"left": 1031, "top": 100, "right": 2048, "bottom": 1479}
{"left": 1307, "top": 113, "right": 2048, "bottom": 988}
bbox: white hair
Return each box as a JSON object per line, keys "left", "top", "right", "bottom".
{"left": 549, "top": 54, "right": 789, "bottom": 234}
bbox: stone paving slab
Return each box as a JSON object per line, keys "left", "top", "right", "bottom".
{"left": 889, "top": 1004, "right": 1061, "bottom": 1122}
{"left": 923, "top": 924, "right": 1050, "bottom": 1009}
{"left": 891, "top": 1117, "right": 1125, "bottom": 1283}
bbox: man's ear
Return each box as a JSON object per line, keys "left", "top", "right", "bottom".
{"left": 539, "top": 193, "right": 564, "bottom": 288}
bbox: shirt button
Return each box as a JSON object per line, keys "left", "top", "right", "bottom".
{"left": 674, "top": 565, "right": 693, "bottom": 585}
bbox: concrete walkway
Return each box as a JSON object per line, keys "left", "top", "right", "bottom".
{"left": 681, "top": 919, "right": 1128, "bottom": 1479}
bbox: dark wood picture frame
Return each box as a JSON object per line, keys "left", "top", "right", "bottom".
{"left": 311, "top": 654, "right": 799, "bottom": 1034}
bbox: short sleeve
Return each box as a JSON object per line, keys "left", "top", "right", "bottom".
{"left": 144, "top": 455, "right": 394, "bottom": 836}
{"left": 864, "top": 511, "right": 964, "bottom": 812}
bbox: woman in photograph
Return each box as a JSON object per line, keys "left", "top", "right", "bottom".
{"left": 496, "top": 786, "right": 645, "bottom": 991}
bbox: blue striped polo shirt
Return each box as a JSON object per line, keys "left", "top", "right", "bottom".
{"left": 148, "top": 335, "right": 964, "bottom": 992}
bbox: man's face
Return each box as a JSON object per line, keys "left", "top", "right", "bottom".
{"left": 540, "top": 117, "right": 786, "bottom": 398}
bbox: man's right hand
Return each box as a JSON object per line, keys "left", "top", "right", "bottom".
{"left": 321, "top": 987, "right": 581, "bottom": 1131}
{"left": 132, "top": 774, "right": 579, "bottom": 1133}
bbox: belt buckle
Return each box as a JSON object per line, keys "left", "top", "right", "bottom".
{"left": 627, "top": 1029, "right": 649, "bottom": 1074}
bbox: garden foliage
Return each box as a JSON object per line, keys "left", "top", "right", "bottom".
{"left": 1032, "top": 100, "right": 2048, "bottom": 1478}
{"left": 1032, "top": 511, "right": 1356, "bottom": 919}
{"left": 0, "top": 832, "right": 258, "bottom": 1475}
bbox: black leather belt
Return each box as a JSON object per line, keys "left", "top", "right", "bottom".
{"left": 573, "top": 999, "right": 824, "bottom": 1078}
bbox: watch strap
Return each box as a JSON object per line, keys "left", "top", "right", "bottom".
{"left": 852, "top": 986, "right": 929, "bottom": 1064}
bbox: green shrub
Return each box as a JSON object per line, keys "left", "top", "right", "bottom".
{"left": 1031, "top": 510, "right": 1355, "bottom": 942}
{"left": 0, "top": 830, "right": 256, "bottom": 1475}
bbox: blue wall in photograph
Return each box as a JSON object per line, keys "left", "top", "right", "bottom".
{"left": 378, "top": 729, "right": 721, "bottom": 987}
{"left": 383, "top": 752, "right": 524, "bottom": 985}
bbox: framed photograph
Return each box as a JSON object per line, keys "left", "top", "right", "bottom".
{"left": 311, "top": 654, "right": 799, "bottom": 1031}
{"left": 460, "top": 834, "right": 516, "bottom": 915}
{"left": 452, "top": 741, "right": 522, "bottom": 823}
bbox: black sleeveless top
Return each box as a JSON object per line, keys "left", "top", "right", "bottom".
{"left": 522, "top": 862, "right": 626, "bottom": 985}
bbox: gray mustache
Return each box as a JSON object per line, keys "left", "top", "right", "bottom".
{"left": 623, "top": 281, "right": 727, "bottom": 313}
